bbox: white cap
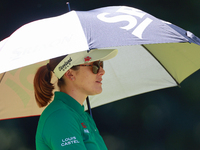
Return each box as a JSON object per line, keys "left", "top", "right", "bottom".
{"left": 53, "top": 49, "right": 118, "bottom": 79}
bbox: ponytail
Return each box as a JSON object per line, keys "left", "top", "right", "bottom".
{"left": 33, "top": 55, "right": 80, "bottom": 107}
{"left": 34, "top": 55, "right": 66, "bottom": 107}
{"left": 34, "top": 65, "right": 54, "bottom": 107}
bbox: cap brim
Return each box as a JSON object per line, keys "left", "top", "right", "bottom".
{"left": 54, "top": 49, "right": 118, "bottom": 79}
{"left": 75, "top": 49, "right": 118, "bottom": 64}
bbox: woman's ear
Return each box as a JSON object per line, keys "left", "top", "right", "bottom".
{"left": 64, "top": 70, "right": 75, "bottom": 81}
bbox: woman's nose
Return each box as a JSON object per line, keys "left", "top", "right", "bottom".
{"left": 98, "top": 66, "right": 105, "bottom": 76}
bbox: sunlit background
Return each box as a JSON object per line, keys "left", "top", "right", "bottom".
{"left": 0, "top": 0, "right": 200, "bottom": 149}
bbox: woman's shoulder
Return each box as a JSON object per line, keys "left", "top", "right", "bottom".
{"left": 36, "top": 105, "right": 83, "bottom": 148}
{"left": 40, "top": 101, "right": 78, "bottom": 125}
{"left": 37, "top": 103, "right": 81, "bottom": 136}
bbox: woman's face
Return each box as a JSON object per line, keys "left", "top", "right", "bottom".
{"left": 72, "top": 61, "right": 105, "bottom": 96}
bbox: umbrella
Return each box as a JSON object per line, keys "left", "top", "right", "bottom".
{"left": 0, "top": 6, "right": 200, "bottom": 120}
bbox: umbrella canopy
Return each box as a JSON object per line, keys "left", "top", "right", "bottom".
{"left": 0, "top": 6, "right": 200, "bottom": 120}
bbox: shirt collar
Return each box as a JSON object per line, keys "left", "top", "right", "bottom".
{"left": 54, "top": 91, "right": 85, "bottom": 115}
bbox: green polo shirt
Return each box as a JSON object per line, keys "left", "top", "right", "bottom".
{"left": 36, "top": 92, "right": 108, "bottom": 150}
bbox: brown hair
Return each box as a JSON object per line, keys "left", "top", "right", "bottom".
{"left": 34, "top": 55, "right": 79, "bottom": 107}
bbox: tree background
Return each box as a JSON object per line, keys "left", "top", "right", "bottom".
{"left": 0, "top": 0, "right": 200, "bottom": 150}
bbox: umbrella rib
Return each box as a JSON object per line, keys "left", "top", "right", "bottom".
{"left": 142, "top": 45, "right": 181, "bottom": 87}
{"left": 0, "top": 72, "right": 6, "bottom": 84}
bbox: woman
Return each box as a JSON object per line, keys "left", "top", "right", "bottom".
{"left": 34, "top": 49, "right": 118, "bottom": 150}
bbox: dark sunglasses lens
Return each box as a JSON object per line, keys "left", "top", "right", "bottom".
{"left": 99, "top": 61, "right": 103, "bottom": 68}
{"left": 93, "top": 61, "right": 103, "bottom": 68}
{"left": 92, "top": 61, "right": 103, "bottom": 74}
{"left": 92, "top": 65, "right": 99, "bottom": 74}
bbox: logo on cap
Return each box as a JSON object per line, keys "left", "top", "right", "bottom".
{"left": 84, "top": 56, "right": 91, "bottom": 62}
{"left": 59, "top": 57, "right": 72, "bottom": 71}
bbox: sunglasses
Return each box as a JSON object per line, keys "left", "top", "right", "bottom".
{"left": 77, "top": 61, "right": 103, "bottom": 74}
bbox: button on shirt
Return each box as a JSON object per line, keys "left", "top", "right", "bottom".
{"left": 36, "top": 92, "right": 108, "bottom": 150}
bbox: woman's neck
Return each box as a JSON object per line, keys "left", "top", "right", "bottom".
{"left": 60, "top": 86, "right": 87, "bottom": 105}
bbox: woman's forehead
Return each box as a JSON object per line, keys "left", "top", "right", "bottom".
{"left": 83, "top": 60, "right": 102, "bottom": 65}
